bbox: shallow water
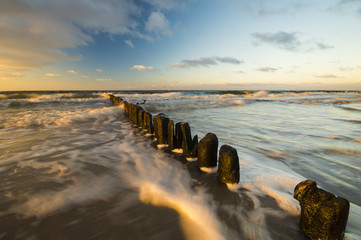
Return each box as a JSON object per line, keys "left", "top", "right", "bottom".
{"left": 0, "top": 90, "right": 360, "bottom": 239}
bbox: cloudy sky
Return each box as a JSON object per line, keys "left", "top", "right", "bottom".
{"left": 1, "top": 0, "right": 361, "bottom": 90}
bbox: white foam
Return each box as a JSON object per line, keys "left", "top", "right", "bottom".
{"left": 243, "top": 91, "right": 269, "bottom": 98}
{"left": 9, "top": 176, "right": 120, "bottom": 217}
{"left": 200, "top": 167, "right": 217, "bottom": 173}
{"left": 241, "top": 176, "right": 301, "bottom": 216}
{"left": 226, "top": 183, "right": 241, "bottom": 192}
{"left": 139, "top": 182, "right": 225, "bottom": 240}
{"left": 157, "top": 144, "right": 168, "bottom": 149}
{"left": 0, "top": 106, "right": 119, "bottom": 129}
{"left": 172, "top": 148, "right": 183, "bottom": 154}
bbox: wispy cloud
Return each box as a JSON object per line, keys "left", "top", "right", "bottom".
{"left": 142, "top": 0, "right": 188, "bottom": 10}
{"left": 331, "top": 0, "right": 361, "bottom": 16}
{"left": 96, "top": 78, "right": 113, "bottom": 82}
{"left": 68, "top": 70, "right": 77, "bottom": 74}
{"left": 45, "top": 73, "right": 61, "bottom": 78}
{"left": 172, "top": 56, "right": 242, "bottom": 68}
{"left": 130, "top": 65, "right": 154, "bottom": 71}
{"left": 316, "top": 42, "right": 334, "bottom": 50}
{"left": 0, "top": 0, "right": 188, "bottom": 72}
{"left": 96, "top": 69, "right": 103, "bottom": 72}
{"left": 0, "top": 72, "right": 23, "bottom": 81}
{"left": 172, "top": 57, "right": 217, "bottom": 68}
{"left": 314, "top": 74, "right": 342, "bottom": 78}
{"left": 125, "top": 39, "right": 134, "bottom": 48}
{"left": 214, "top": 57, "right": 243, "bottom": 64}
{"left": 339, "top": 67, "right": 354, "bottom": 71}
{"left": 256, "top": 66, "right": 279, "bottom": 72}
{"left": 252, "top": 31, "right": 301, "bottom": 51}
{"left": 252, "top": 31, "right": 334, "bottom": 52}
{"left": 145, "top": 12, "right": 171, "bottom": 35}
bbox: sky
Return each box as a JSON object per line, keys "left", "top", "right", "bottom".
{"left": 1, "top": 0, "right": 361, "bottom": 91}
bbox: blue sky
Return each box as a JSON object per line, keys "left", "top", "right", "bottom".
{"left": 1, "top": 0, "right": 361, "bottom": 90}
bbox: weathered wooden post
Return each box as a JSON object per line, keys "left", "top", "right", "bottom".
{"left": 198, "top": 133, "right": 218, "bottom": 168}
{"left": 179, "top": 122, "right": 197, "bottom": 158}
{"left": 175, "top": 122, "right": 183, "bottom": 149}
{"left": 143, "top": 112, "right": 153, "bottom": 134}
{"left": 138, "top": 108, "right": 145, "bottom": 128}
{"left": 180, "top": 121, "right": 193, "bottom": 158}
{"left": 123, "top": 101, "right": 129, "bottom": 117}
{"left": 153, "top": 113, "right": 169, "bottom": 144}
{"left": 293, "top": 180, "right": 350, "bottom": 240}
{"left": 190, "top": 135, "right": 198, "bottom": 158}
{"left": 217, "top": 145, "right": 239, "bottom": 184}
{"left": 168, "top": 120, "right": 175, "bottom": 150}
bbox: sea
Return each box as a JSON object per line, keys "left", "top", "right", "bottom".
{"left": 0, "top": 90, "right": 360, "bottom": 240}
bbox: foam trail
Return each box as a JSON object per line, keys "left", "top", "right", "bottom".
{"left": 116, "top": 135, "right": 227, "bottom": 240}
{"left": 199, "top": 167, "right": 217, "bottom": 173}
{"left": 139, "top": 183, "right": 225, "bottom": 240}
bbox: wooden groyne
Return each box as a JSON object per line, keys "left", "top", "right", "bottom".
{"left": 109, "top": 94, "right": 350, "bottom": 239}
{"left": 109, "top": 94, "right": 237, "bottom": 184}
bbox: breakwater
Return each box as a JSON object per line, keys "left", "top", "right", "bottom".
{"left": 110, "top": 94, "right": 239, "bottom": 184}
{"left": 109, "top": 94, "right": 351, "bottom": 239}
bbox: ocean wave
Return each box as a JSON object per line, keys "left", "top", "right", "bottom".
{"left": 0, "top": 92, "right": 43, "bottom": 100}
{"left": 142, "top": 99, "right": 245, "bottom": 113}
{"left": 0, "top": 91, "right": 107, "bottom": 101}
{"left": 0, "top": 106, "right": 120, "bottom": 129}
{"left": 339, "top": 106, "right": 361, "bottom": 112}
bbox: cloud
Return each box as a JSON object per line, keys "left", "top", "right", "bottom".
{"left": 82, "top": 74, "right": 90, "bottom": 79}
{"left": 141, "top": 0, "right": 186, "bottom": 10}
{"left": 252, "top": 31, "right": 301, "bottom": 51}
{"left": 214, "top": 57, "right": 243, "bottom": 64}
{"left": 314, "top": 74, "right": 342, "bottom": 78}
{"left": 0, "top": 0, "right": 171, "bottom": 72}
{"left": 316, "top": 42, "right": 334, "bottom": 50}
{"left": 339, "top": 67, "right": 354, "bottom": 71}
{"left": 172, "top": 57, "right": 217, "bottom": 68}
{"left": 172, "top": 56, "right": 242, "bottom": 68}
{"left": 145, "top": 12, "right": 171, "bottom": 35}
{"left": 0, "top": 71, "right": 23, "bottom": 81}
{"left": 96, "top": 69, "right": 103, "bottom": 72}
{"left": 332, "top": 0, "right": 361, "bottom": 15}
{"left": 252, "top": 31, "right": 334, "bottom": 52}
{"left": 130, "top": 65, "right": 154, "bottom": 71}
{"left": 256, "top": 67, "right": 279, "bottom": 72}
{"left": 125, "top": 39, "right": 134, "bottom": 48}
{"left": 96, "top": 78, "right": 113, "bottom": 82}
{"left": 68, "top": 70, "right": 77, "bottom": 74}
{"left": 45, "top": 73, "right": 61, "bottom": 78}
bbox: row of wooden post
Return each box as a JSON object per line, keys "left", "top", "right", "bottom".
{"left": 109, "top": 94, "right": 240, "bottom": 184}
{"left": 109, "top": 94, "right": 351, "bottom": 240}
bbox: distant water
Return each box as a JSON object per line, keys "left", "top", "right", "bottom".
{"left": 0, "top": 90, "right": 360, "bottom": 240}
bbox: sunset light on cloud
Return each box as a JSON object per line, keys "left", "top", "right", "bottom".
{"left": 1, "top": 0, "right": 361, "bottom": 90}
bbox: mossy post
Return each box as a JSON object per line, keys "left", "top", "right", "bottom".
{"left": 198, "top": 133, "right": 218, "bottom": 168}
{"left": 134, "top": 105, "right": 141, "bottom": 126}
{"left": 129, "top": 104, "right": 136, "bottom": 124}
{"left": 143, "top": 112, "right": 153, "bottom": 134}
{"left": 109, "top": 95, "right": 123, "bottom": 105}
{"left": 123, "top": 101, "right": 129, "bottom": 117}
{"left": 293, "top": 180, "right": 350, "bottom": 240}
{"left": 138, "top": 108, "right": 145, "bottom": 128}
{"left": 168, "top": 120, "right": 175, "bottom": 150}
{"left": 175, "top": 122, "right": 183, "bottom": 149}
{"left": 153, "top": 113, "right": 169, "bottom": 145}
{"left": 180, "top": 121, "right": 193, "bottom": 158}
{"left": 217, "top": 145, "right": 239, "bottom": 184}
{"left": 190, "top": 135, "right": 198, "bottom": 158}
